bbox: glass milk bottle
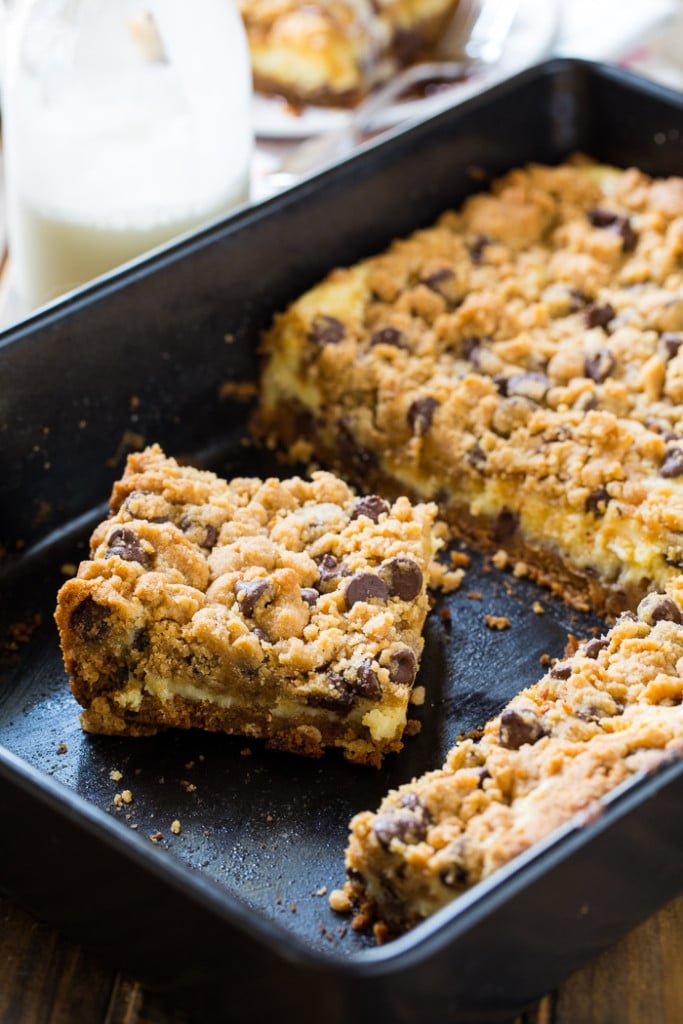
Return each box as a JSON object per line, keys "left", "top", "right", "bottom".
{"left": 2, "top": 0, "right": 253, "bottom": 312}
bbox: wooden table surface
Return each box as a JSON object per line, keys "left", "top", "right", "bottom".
{"left": 1, "top": 888, "right": 683, "bottom": 1023}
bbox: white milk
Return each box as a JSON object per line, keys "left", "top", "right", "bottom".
{"left": 3, "top": 0, "right": 253, "bottom": 310}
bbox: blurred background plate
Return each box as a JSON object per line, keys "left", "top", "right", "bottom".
{"left": 251, "top": 0, "right": 560, "bottom": 140}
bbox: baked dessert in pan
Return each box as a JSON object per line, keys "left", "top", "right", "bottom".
{"left": 339, "top": 585, "right": 683, "bottom": 935}
{"left": 55, "top": 444, "right": 447, "bottom": 767}
{"left": 258, "top": 160, "right": 683, "bottom": 619}
{"left": 256, "top": 158, "right": 683, "bottom": 932}
{"left": 238, "top": 0, "right": 463, "bottom": 107}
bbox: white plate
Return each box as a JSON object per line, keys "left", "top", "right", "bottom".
{"left": 252, "top": 0, "right": 561, "bottom": 140}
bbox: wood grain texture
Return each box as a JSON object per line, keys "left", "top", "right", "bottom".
{"left": 2, "top": 891, "right": 683, "bottom": 1024}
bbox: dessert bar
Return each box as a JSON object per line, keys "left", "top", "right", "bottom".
{"left": 258, "top": 160, "right": 683, "bottom": 617}
{"left": 337, "top": 583, "right": 683, "bottom": 935}
{"left": 238, "top": 0, "right": 462, "bottom": 107}
{"left": 55, "top": 445, "right": 447, "bottom": 766}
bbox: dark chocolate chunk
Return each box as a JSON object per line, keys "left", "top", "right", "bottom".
{"left": 380, "top": 557, "right": 423, "bottom": 601}
{"left": 306, "top": 671, "right": 354, "bottom": 712}
{"left": 550, "top": 663, "right": 572, "bottom": 680}
{"left": 125, "top": 491, "right": 169, "bottom": 524}
{"left": 351, "top": 494, "right": 390, "bottom": 522}
{"left": 587, "top": 207, "right": 618, "bottom": 228}
{"left": 407, "top": 396, "right": 440, "bottom": 436}
{"left": 636, "top": 593, "right": 682, "bottom": 626}
{"left": 569, "top": 288, "right": 590, "bottom": 311}
{"left": 493, "top": 508, "right": 518, "bottom": 544}
{"left": 315, "top": 553, "right": 350, "bottom": 588}
{"left": 468, "top": 233, "right": 492, "bottom": 264}
{"left": 373, "top": 793, "right": 431, "bottom": 849}
{"left": 70, "top": 596, "right": 109, "bottom": 642}
{"left": 584, "top": 303, "right": 616, "bottom": 330}
{"left": 338, "top": 418, "right": 378, "bottom": 473}
{"left": 309, "top": 314, "right": 345, "bottom": 346}
{"left": 615, "top": 216, "right": 638, "bottom": 252}
{"left": 499, "top": 708, "right": 546, "bottom": 750}
{"left": 661, "top": 332, "right": 683, "bottom": 359}
{"left": 369, "top": 326, "right": 407, "bottom": 348}
{"left": 422, "top": 267, "right": 454, "bottom": 293}
{"left": 389, "top": 648, "right": 417, "bottom": 686}
{"left": 344, "top": 573, "right": 389, "bottom": 609}
{"left": 300, "top": 587, "right": 319, "bottom": 607}
{"left": 252, "top": 626, "right": 271, "bottom": 644}
{"left": 235, "top": 579, "right": 272, "bottom": 617}
{"left": 105, "top": 527, "right": 152, "bottom": 568}
{"left": 585, "top": 487, "right": 611, "bottom": 515}
{"left": 203, "top": 523, "right": 219, "bottom": 549}
{"left": 354, "top": 659, "right": 382, "bottom": 701}
{"left": 584, "top": 347, "right": 616, "bottom": 383}
{"left": 587, "top": 209, "right": 637, "bottom": 251}
{"left": 467, "top": 442, "right": 487, "bottom": 469}
{"left": 660, "top": 446, "right": 683, "bottom": 478}
{"left": 582, "top": 637, "right": 609, "bottom": 659}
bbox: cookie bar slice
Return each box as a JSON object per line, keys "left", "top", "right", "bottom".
{"left": 55, "top": 445, "right": 445, "bottom": 766}
{"left": 257, "top": 161, "right": 683, "bottom": 616}
{"left": 238, "top": 0, "right": 461, "bottom": 108}
{"left": 336, "top": 582, "right": 683, "bottom": 933}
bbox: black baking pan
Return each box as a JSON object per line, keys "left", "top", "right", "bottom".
{"left": 2, "top": 59, "right": 683, "bottom": 1023}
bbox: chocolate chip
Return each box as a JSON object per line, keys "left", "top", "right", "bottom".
{"left": 585, "top": 347, "right": 616, "bottom": 382}
{"left": 354, "top": 659, "right": 382, "bottom": 701}
{"left": 636, "top": 593, "right": 682, "bottom": 626}
{"left": 505, "top": 372, "right": 550, "bottom": 404}
{"left": 584, "top": 303, "right": 615, "bottom": 330}
{"left": 468, "top": 233, "right": 491, "bottom": 264}
{"left": 407, "top": 396, "right": 440, "bottom": 436}
{"left": 70, "top": 597, "right": 109, "bottom": 642}
{"left": 235, "top": 579, "right": 272, "bottom": 617}
{"left": 588, "top": 209, "right": 637, "bottom": 251}
{"left": 369, "top": 326, "right": 407, "bottom": 348}
{"left": 661, "top": 447, "right": 683, "bottom": 478}
{"left": 373, "top": 794, "right": 431, "bottom": 849}
{"left": 588, "top": 207, "right": 618, "bottom": 228}
{"left": 124, "top": 492, "right": 169, "bottom": 523}
{"left": 252, "top": 626, "right": 271, "bottom": 644}
{"left": 494, "top": 508, "right": 518, "bottom": 544}
{"left": 300, "top": 587, "right": 319, "bottom": 607}
{"left": 315, "top": 553, "right": 350, "bottom": 589}
{"left": 569, "top": 288, "right": 590, "bottom": 311}
{"left": 499, "top": 708, "right": 546, "bottom": 750}
{"left": 380, "top": 557, "right": 423, "bottom": 601}
{"left": 550, "top": 663, "right": 572, "bottom": 680}
{"left": 661, "top": 332, "right": 683, "bottom": 359}
{"left": 203, "top": 524, "right": 218, "bottom": 549}
{"left": 105, "top": 527, "right": 152, "bottom": 568}
{"left": 422, "top": 268, "right": 454, "bottom": 293}
{"left": 439, "top": 863, "right": 467, "bottom": 889}
{"left": 491, "top": 396, "right": 535, "bottom": 438}
{"left": 309, "top": 315, "right": 345, "bottom": 346}
{"left": 338, "top": 419, "right": 378, "bottom": 473}
{"left": 180, "top": 515, "right": 220, "bottom": 546}
{"left": 583, "top": 637, "right": 609, "bottom": 659}
{"left": 467, "top": 442, "right": 487, "bottom": 469}
{"left": 389, "top": 648, "right": 417, "bottom": 686}
{"left": 344, "top": 573, "right": 389, "bottom": 609}
{"left": 615, "top": 216, "right": 638, "bottom": 252}
{"left": 350, "top": 495, "right": 390, "bottom": 522}
{"left": 306, "top": 671, "right": 354, "bottom": 712}
{"left": 585, "top": 487, "right": 610, "bottom": 515}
